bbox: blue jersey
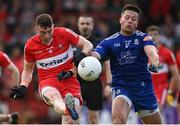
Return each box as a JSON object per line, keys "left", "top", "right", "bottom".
{"left": 94, "top": 30, "right": 156, "bottom": 86}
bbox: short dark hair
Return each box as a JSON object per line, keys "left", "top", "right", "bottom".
{"left": 36, "top": 14, "right": 53, "bottom": 28}
{"left": 121, "top": 4, "right": 141, "bottom": 15}
{"left": 146, "top": 25, "right": 160, "bottom": 34}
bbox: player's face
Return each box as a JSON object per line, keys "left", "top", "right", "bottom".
{"left": 78, "top": 17, "right": 94, "bottom": 38}
{"left": 148, "top": 30, "right": 160, "bottom": 45}
{"left": 120, "top": 10, "right": 139, "bottom": 35}
{"left": 36, "top": 25, "right": 54, "bottom": 44}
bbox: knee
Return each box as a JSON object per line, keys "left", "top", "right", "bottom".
{"left": 112, "top": 114, "right": 126, "bottom": 124}
{"left": 88, "top": 114, "right": 98, "bottom": 124}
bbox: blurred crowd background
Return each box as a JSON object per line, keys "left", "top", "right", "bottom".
{"left": 0, "top": 0, "right": 180, "bottom": 124}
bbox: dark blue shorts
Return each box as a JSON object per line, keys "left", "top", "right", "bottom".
{"left": 112, "top": 80, "right": 158, "bottom": 113}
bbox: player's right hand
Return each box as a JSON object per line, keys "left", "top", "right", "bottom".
{"left": 148, "top": 64, "right": 159, "bottom": 73}
{"left": 73, "top": 52, "right": 87, "bottom": 67}
{"left": 104, "top": 83, "right": 112, "bottom": 97}
{"left": 10, "top": 85, "right": 27, "bottom": 99}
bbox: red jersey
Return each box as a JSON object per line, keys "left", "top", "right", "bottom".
{"left": 176, "top": 51, "right": 180, "bottom": 70}
{"left": 0, "top": 51, "right": 11, "bottom": 67}
{"left": 152, "top": 45, "right": 176, "bottom": 87}
{"left": 24, "top": 27, "right": 79, "bottom": 81}
{"left": 152, "top": 45, "right": 176, "bottom": 104}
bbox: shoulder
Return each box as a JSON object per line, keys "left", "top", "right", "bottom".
{"left": 25, "top": 35, "right": 39, "bottom": 50}
{"left": 135, "top": 30, "right": 146, "bottom": 37}
{"left": 104, "top": 33, "right": 120, "bottom": 41}
{"left": 135, "top": 30, "right": 151, "bottom": 39}
{"left": 53, "top": 27, "right": 75, "bottom": 34}
{"left": 54, "top": 27, "right": 78, "bottom": 38}
{"left": 0, "top": 51, "right": 3, "bottom": 56}
{"left": 0, "top": 51, "right": 7, "bottom": 57}
{"left": 160, "top": 45, "right": 173, "bottom": 54}
{"left": 0, "top": 51, "right": 10, "bottom": 62}
{"left": 53, "top": 27, "right": 65, "bottom": 33}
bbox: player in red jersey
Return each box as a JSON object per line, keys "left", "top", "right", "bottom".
{"left": 9, "top": 14, "right": 93, "bottom": 124}
{"left": 0, "top": 51, "right": 20, "bottom": 85}
{"left": 147, "top": 25, "right": 180, "bottom": 106}
{"left": 0, "top": 51, "right": 20, "bottom": 123}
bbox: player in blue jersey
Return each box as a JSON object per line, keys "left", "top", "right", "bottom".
{"left": 91, "top": 4, "right": 162, "bottom": 124}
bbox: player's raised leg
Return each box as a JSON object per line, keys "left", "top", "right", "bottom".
{"left": 40, "top": 86, "right": 80, "bottom": 123}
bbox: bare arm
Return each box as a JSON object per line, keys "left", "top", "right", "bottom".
{"left": 76, "top": 36, "right": 93, "bottom": 55}
{"left": 169, "top": 65, "right": 180, "bottom": 91}
{"left": 20, "top": 60, "right": 35, "bottom": 87}
{"left": 144, "top": 45, "right": 159, "bottom": 67}
{"left": 6, "top": 63, "right": 20, "bottom": 86}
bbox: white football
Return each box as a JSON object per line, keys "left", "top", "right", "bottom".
{"left": 78, "top": 56, "right": 102, "bottom": 81}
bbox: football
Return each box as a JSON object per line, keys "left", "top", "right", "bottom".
{"left": 77, "top": 56, "right": 102, "bottom": 81}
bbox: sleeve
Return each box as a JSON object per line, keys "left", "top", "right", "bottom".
{"left": 142, "top": 34, "right": 156, "bottom": 47}
{"left": 166, "top": 50, "right": 176, "bottom": 66}
{"left": 176, "top": 53, "right": 180, "bottom": 69}
{"left": 64, "top": 28, "right": 79, "bottom": 45}
{"left": 24, "top": 43, "right": 35, "bottom": 62}
{"left": 94, "top": 39, "right": 110, "bottom": 61}
{"left": 0, "top": 52, "right": 11, "bottom": 67}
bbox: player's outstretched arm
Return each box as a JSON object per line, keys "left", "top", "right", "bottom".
{"left": 20, "top": 60, "right": 35, "bottom": 87}
{"left": 76, "top": 36, "right": 93, "bottom": 55}
{"left": 144, "top": 45, "right": 159, "bottom": 72}
{"left": 6, "top": 63, "right": 20, "bottom": 86}
{"left": 73, "top": 36, "right": 93, "bottom": 66}
{"left": 10, "top": 60, "right": 35, "bottom": 99}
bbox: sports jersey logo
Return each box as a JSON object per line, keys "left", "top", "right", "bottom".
{"left": 48, "top": 49, "right": 53, "bottom": 54}
{"left": 134, "top": 39, "right": 139, "bottom": 45}
{"left": 114, "top": 43, "right": 121, "bottom": 47}
{"left": 59, "top": 44, "right": 64, "bottom": 49}
{"left": 36, "top": 45, "right": 73, "bottom": 69}
{"left": 124, "top": 40, "right": 131, "bottom": 48}
{"left": 39, "top": 53, "right": 68, "bottom": 68}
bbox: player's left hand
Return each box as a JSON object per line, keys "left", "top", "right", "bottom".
{"left": 58, "top": 71, "right": 73, "bottom": 81}
{"left": 73, "top": 52, "right": 87, "bottom": 67}
{"left": 148, "top": 64, "right": 159, "bottom": 73}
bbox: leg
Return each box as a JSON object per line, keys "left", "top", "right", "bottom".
{"left": 141, "top": 110, "right": 162, "bottom": 124}
{"left": 41, "top": 87, "right": 67, "bottom": 115}
{"left": 41, "top": 87, "right": 80, "bottom": 123}
{"left": 80, "top": 79, "right": 103, "bottom": 124}
{"left": 112, "top": 97, "right": 131, "bottom": 124}
{"left": 138, "top": 108, "right": 162, "bottom": 124}
{"left": 87, "top": 110, "right": 99, "bottom": 124}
